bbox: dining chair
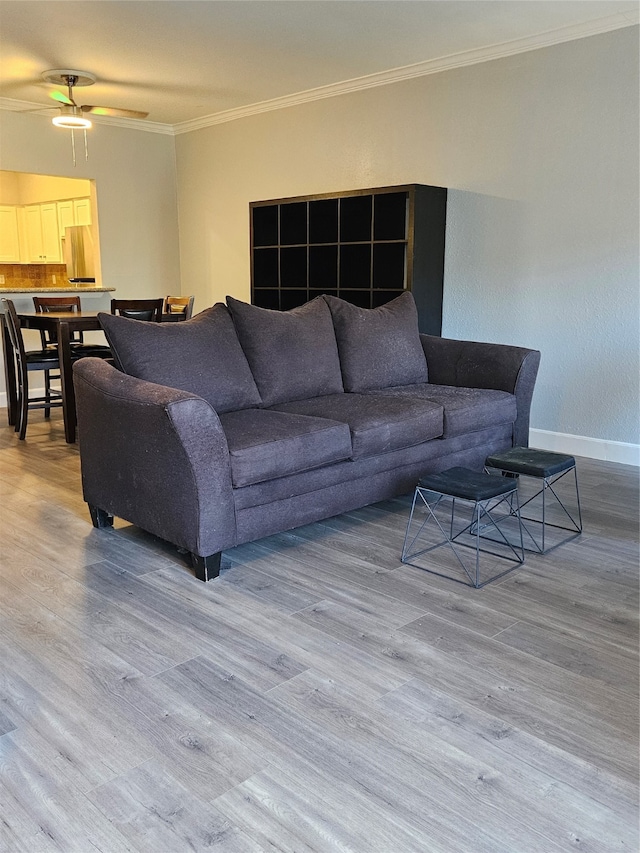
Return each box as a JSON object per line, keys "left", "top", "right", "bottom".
{"left": 32, "top": 296, "right": 113, "bottom": 399}
{"left": 33, "top": 295, "right": 113, "bottom": 355}
{"left": 33, "top": 296, "right": 85, "bottom": 347}
{"left": 1, "top": 298, "right": 64, "bottom": 440}
{"left": 111, "top": 298, "right": 163, "bottom": 322}
{"left": 164, "top": 295, "right": 195, "bottom": 320}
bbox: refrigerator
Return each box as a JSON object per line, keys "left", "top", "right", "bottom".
{"left": 63, "top": 225, "right": 95, "bottom": 282}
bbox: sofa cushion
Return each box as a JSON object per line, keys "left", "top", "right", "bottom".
{"left": 367, "top": 383, "right": 517, "bottom": 438}
{"left": 98, "top": 305, "right": 262, "bottom": 414}
{"left": 219, "top": 409, "right": 353, "bottom": 488}
{"left": 226, "top": 296, "right": 344, "bottom": 407}
{"left": 324, "top": 292, "right": 428, "bottom": 392}
{"left": 271, "top": 393, "right": 443, "bottom": 459}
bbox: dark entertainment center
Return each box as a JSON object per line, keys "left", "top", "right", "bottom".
{"left": 250, "top": 183, "right": 447, "bottom": 335}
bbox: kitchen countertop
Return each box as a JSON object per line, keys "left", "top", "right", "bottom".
{"left": 0, "top": 287, "right": 115, "bottom": 294}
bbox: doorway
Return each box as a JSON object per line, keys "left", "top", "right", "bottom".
{"left": 0, "top": 170, "right": 101, "bottom": 288}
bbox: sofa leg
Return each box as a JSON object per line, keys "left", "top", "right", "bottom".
{"left": 88, "top": 504, "right": 114, "bottom": 529}
{"left": 191, "top": 552, "right": 221, "bottom": 582}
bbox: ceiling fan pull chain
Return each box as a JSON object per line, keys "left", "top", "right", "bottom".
{"left": 83, "top": 128, "right": 89, "bottom": 162}
{"left": 70, "top": 127, "right": 76, "bottom": 167}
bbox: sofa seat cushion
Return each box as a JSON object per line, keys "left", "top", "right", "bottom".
{"left": 99, "top": 304, "right": 262, "bottom": 414}
{"left": 226, "top": 296, "right": 344, "bottom": 406}
{"left": 271, "top": 393, "right": 443, "bottom": 459}
{"left": 367, "top": 383, "right": 517, "bottom": 438}
{"left": 219, "top": 409, "right": 352, "bottom": 488}
{"left": 324, "top": 292, "right": 428, "bottom": 392}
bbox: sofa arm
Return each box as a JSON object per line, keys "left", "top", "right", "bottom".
{"left": 73, "top": 358, "right": 237, "bottom": 562}
{"left": 420, "top": 335, "right": 541, "bottom": 447}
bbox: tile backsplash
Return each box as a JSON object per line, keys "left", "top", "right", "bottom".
{"left": 0, "top": 263, "right": 68, "bottom": 289}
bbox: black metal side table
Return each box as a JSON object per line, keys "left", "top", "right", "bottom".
{"left": 485, "top": 447, "right": 582, "bottom": 554}
{"left": 401, "top": 466, "right": 525, "bottom": 589}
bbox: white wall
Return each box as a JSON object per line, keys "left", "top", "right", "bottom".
{"left": 0, "top": 112, "right": 180, "bottom": 296}
{"left": 0, "top": 171, "right": 91, "bottom": 204}
{"left": 0, "top": 111, "right": 181, "bottom": 401}
{"left": 0, "top": 170, "right": 20, "bottom": 204}
{"left": 1, "top": 28, "right": 637, "bottom": 459}
{"left": 175, "top": 27, "right": 639, "bottom": 458}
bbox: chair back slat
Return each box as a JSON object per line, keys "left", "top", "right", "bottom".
{"left": 33, "top": 296, "right": 81, "bottom": 312}
{"left": 164, "top": 295, "right": 195, "bottom": 320}
{"left": 33, "top": 296, "right": 83, "bottom": 346}
{"left": 111, "top": 299, "right": 163, "bottom": 322}
{"left": 2, "top": 298, "right": 26, "bottom": 360}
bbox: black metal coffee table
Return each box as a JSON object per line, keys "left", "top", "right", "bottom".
{"left": 485, "top": 447, "right": 582, "bottom": 553}
{"left": 401, "top": 466, "right": 525, "bottom": 589}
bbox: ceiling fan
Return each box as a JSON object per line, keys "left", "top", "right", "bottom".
{"left": 40, "top": 69, "right": 148, "bottom": 165}
{"left": 42, "top": 69, "right": 149, "bottom": 128}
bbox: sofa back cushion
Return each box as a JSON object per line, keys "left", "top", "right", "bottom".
{"left": 324, "top": 292, "right": 428, "bottom": 392}
{"left": 98, "top": 304, "right": 262, "bottom": 413}
{"left": 226, "top": 296, "right": 344, "bottom": 407}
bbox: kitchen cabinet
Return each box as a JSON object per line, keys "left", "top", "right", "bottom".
{"left": 2, "top": 198, "right": 91, "bottom": 262}
{"left": 23, "top": 203, "right": 62, "bottom": 263}
{"left": 58, "top": 198, "right": 92, "bottom": 236}
{"left": 57, "top": 200, "right": 75, "bottom": 236}
{"left": 41, "top": 204, "right": 62, "bottom": 262}
{"left": 0, "top": 206, "right": 21, "bottom": 262}
{"left": 73, "top": 198, "right": 91, "bottom": 226}
{"left": 23, "top": 206, "right": 43, "bottom": 262}
{"left": 250, "top": 184, "right": 447, "bottom": 335}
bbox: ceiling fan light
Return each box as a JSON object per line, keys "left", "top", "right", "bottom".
{"left": 53, "top": 114, "right": 92, "bottom": 129}
{"left": 52, "top": 105, "right": 91, "bottom": 129}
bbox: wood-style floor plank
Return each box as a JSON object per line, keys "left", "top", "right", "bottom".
{"left": 271, "top": 669, "right": 635, "bottom": 851}
{"left": 0, "top": 409, "right": 638, "bottom": 852}
{"left": 86, "top": 760, "right": 265, "bottom": 852}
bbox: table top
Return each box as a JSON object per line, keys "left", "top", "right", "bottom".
{"left": 13, "top": 310, "right": 184, "bottom": 326}
{"left": 18, "top": 310, "right": 186, "bottom": 321}
{"left": 16, "top": 310, "right": 101, "bottom": 318}
{"left": 15, "top": 311, "right": 104, "bottom": 332}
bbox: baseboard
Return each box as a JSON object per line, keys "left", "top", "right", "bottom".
{"left": 2, "top": 386, "right": 638, "bottom": 466}
{"left": 529, "top": 428, "right": 640, "bottom": 467}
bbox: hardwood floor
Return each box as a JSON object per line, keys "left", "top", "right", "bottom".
{"left": 0, "top": 410, "right": 638, "bottom": 852}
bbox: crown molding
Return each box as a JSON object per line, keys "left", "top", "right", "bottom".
{"left": 174, "top": 11, "right": 639, "bottom": 134}
{"left": 0, "top": 97, "right": 174, "bottom": 135}
{"left": 3, "top": 11, "right": 637, "bottom": 137}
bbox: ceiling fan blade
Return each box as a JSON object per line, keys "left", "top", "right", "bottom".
{"left": 81, "top": 104, "right": 148, "bottom": 119}
{"left": 17, "top": 106, "right": 58, "bottom": 114}
{"left": 50, "top": 89, "right": 75, "bottom": 106}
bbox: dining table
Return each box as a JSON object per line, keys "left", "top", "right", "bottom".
{"left": 2, "top": 310, "right": 105, "bottom": 444}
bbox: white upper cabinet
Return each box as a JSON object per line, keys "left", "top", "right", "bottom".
{"left": 73, "top": 198, "right": 91, "bottom": 226}
{"left": 3, "top": 198, "right": 91, "bottom": 263}
{"left": 41, "top": 203, "right": 62, "bottom": 262}
{"left": 22, "top": 203, "right": 62, "bottom": 263}
{"left": 57, "top": 197, "right": 92, "bottom": 237}
{"left": 23, "top": 205, "right": 45, "bottom": 262}
{"left": 57, "top": 199, "right": 75, "bottom": 236}
{"left": 0, "top": 206, "right": 21, "bottom": 262}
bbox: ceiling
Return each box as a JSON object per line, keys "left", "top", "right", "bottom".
{"left": 0, "top": 1, "right": 637, "bottom": 130}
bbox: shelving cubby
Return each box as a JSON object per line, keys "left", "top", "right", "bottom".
{"left": 250, "top": 183, "right": 447, "bottom": 334}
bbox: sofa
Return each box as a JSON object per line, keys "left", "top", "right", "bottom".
{"left": 73, "top": 292, "right": 540, "bottom": 581}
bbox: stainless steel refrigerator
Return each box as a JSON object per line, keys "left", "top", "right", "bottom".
{"left": 63, "top": 225, "right": 95, "bottom": 282}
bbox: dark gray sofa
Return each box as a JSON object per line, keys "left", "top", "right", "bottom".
{"left": 73, "top": 292, "right": 540, "bottom": 581}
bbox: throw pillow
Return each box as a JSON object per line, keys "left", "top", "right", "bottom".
{"left": 324, "top": 292, "right": 428, "bottom": 392}
{"left": 226, "top": 296, "right": 344, "bottom": 406}
{"left": 98, "top": 304, "right": 262, "bottom": 413}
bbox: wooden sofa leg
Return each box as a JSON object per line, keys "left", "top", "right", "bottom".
{"left": 191, "top": 552, "right": 221, "bottom": 582}
{"left": 88, "top": 504, "right": 114, "bottom": 529}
